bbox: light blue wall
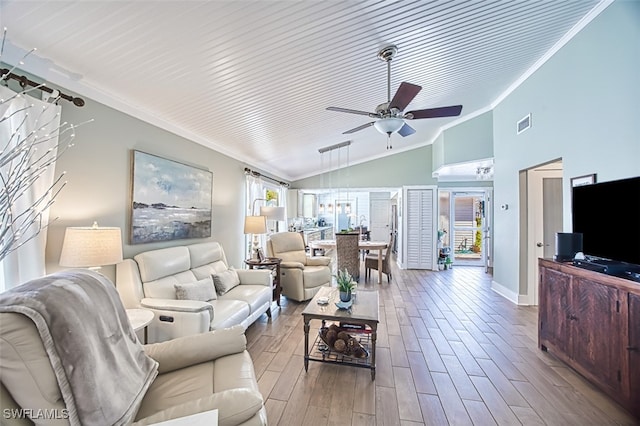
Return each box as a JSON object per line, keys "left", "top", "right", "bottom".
{"left": 292, "top": 145, "right": 436, "bottom": 189}
{"left": 443, "top": 111, "right": 494, "bottom": 166}
{"left": 431, "top": 132, "right": 445, "bottom": 171}
{"left": 492, "top": 0, "right": 640, "bottom": 294}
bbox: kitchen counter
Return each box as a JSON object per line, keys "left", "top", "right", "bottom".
{"left": 302, "top": 226, "right": 333, "bottom": 233}
{"left": 302, "top": 226, "right": 334, "bottom": 243}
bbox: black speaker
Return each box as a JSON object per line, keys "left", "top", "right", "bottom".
{"left": 554, "top": 232, "right": 583, "bottom": 262}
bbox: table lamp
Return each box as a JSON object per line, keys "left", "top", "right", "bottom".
{"left": 260, "top": 206, "right": 285, "bottom": 233}
{"left": 244, "top": 215, "right": 266, "bottom": 259}
{"left": 59, "top": 221, "right": 123, "bottom": 269}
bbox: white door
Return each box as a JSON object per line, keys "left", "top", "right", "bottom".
{"left": 369, "top": 193, "right": 390, "bottom": 242}
{"left": 404, "top": 187, "right": 435, "bottom": 269}
{"left": 526, "top": 163, "right": 563, "bottom": 305}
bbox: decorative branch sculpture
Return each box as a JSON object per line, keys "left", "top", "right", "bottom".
{"left": 0, "top": 28, "right": 90, "bottom": 262}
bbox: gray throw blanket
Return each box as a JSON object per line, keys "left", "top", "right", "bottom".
{"left": 0, "top": 269, "right": 158, "bottom": 425}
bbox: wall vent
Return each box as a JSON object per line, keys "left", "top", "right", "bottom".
{"left": 517, "top": 113, "right": 532, "bottom": 134}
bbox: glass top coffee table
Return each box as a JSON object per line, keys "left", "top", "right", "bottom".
{"left": 302, "top": 286, "right": 379, "bottom": 380}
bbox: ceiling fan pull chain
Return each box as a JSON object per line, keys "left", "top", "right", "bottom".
{"left": 387, "top": 134, "right": 392, "bottom": 150}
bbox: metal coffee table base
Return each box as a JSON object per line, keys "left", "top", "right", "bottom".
{"left": 301, "top": 286, "right": 379, "bottom": 380}
{"left": 304, "top": 319, "right": 377, "bottom": 380}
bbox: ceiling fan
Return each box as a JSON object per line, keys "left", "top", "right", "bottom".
{"left": 327, "top": 45, "right": 463, "bottom": 149}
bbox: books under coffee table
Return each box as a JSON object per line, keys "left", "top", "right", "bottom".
{"left": 302, "top": 286, "right": 379, "bottom": 380}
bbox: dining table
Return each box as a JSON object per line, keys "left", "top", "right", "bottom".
{"left": 309, "top": 239, "right": 388, "bottom": 283}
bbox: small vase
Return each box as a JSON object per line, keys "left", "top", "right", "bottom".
{"left": 339, "top": 290, "right": 351, "bottom": 302}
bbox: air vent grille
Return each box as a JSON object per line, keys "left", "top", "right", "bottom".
{"left": 517, "top": 114, "right": 532, "bottom": 134}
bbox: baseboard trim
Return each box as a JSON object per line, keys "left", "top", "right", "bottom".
{"left": 517, "top": 293, "right": 535, "bottom": 306}
{"left": 491, "top": 280, "right": 519, "bottom": 304}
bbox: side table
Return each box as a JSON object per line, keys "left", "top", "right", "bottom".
{"left": 245, "top": 257, "right": 282, "bottom": 307}
{"left": 126, "top": 308, "right": 154, "bottom": 344}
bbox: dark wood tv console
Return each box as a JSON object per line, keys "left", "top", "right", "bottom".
{"left": 538, "top": 258, "right": 640, "bottom": 418}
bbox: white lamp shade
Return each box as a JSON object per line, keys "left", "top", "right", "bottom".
{"left": 374, "top": 117, "right": 404, "bottom": 134}
{"left": 260, "top": 206, "right": 285, "bottom": 221}
{"left": 244, "top": 216, "right": 267, "bottom": 234}
{"left": 59, "top": 225, "right": 123, "bottom": 267}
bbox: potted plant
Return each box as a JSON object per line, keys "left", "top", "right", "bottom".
{"left": 335, "top": 268, "right": 356, "bottom": 302}
{"left": 444, "top": 256, "right": 453, "bottom": 270}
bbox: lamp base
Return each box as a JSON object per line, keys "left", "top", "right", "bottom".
{"left": 252, "top": 235, "right": 260, "bottom": 260}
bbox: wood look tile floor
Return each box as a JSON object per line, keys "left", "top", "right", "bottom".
{"left": 244, "top": 264, "right": 639, "bottom": 425}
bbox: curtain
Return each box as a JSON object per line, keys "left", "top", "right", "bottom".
{"left": 244, "top": 173, "right": 290, "bottom": 258}
{"left": 278, "top": 185, "right": 288, "bottom": 231}
{"left": 245, "top": 173, "right": 264, "bottom": 258}
{"left": 0, "top": 86, "right": 62, "bottom": 291}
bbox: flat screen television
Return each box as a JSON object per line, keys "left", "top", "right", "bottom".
{"left": 572, "top": 176, "right": 640, "bottom": 266}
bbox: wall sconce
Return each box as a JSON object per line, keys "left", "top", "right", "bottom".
{"left": 327, "top": 203, "right": 334, "bottom": 214}
{"left": 59, "top": 222, "right": 123, "bottom": 270}
{"left": 319, "top": 203, "right": 325, "bottom": 214}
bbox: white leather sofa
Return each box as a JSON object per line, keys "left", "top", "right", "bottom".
{"left": 117, "top": 242, "right": 273, "bottom": 343}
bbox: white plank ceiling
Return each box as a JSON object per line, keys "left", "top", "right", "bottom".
{"left": 0, "top": 0, "right": 604, "bottom": 181}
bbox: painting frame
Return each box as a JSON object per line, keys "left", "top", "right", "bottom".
{"left": 571, "top": 173, "right": 597, "bottom": 188}
{"left": 130, "top": 150, "right": 213, "bottom": 244}
{"left": 256, "top": 247, "right": 265, "bottom": 262}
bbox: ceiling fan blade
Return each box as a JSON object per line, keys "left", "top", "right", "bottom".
{"left": 398, "top": 122, "right": 416, "bottom": 137}
{"left": 343, "top": 122, "right": 375, "bottom": 134}
{"left": 327, "top": 106, "right": 374, "bottom": 117}
{"left": 406, "top": 105, "right": 463, "bottom": 119}
{"left": 389, "top": 82, "right": 422, "bottom": 111}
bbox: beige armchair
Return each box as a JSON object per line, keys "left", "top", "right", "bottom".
{"left": 266, "top": 232, "right": 332, "bottom": 301}
{"left": 0, "top": 270, "right": 267, "bottom": 426}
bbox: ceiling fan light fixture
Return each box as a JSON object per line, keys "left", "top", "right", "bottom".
{"left": 374, "top": 117, "right": 404, "bottom": 135}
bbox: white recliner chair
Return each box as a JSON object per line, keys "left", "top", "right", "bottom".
{"left": 266, "top": 232, "right": 331, "bottom": 302}
{"left": 0, "top": 270, "right": 267, "bottom": 426}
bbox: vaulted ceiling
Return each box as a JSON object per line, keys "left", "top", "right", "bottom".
{"left": 0, "top": 0, "right": 604, "bottom": 181}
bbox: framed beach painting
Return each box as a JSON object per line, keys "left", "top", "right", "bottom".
{"left": 130, "top": 150, "right": 213, "bottom": 244}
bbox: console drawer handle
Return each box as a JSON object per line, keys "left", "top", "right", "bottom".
{"left": 627, "top": 346, "right": 638, "bottom": 352}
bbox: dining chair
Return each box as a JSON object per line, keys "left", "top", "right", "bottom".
{"left": 365, "top": 232, "right": 395, "bottom": 282}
